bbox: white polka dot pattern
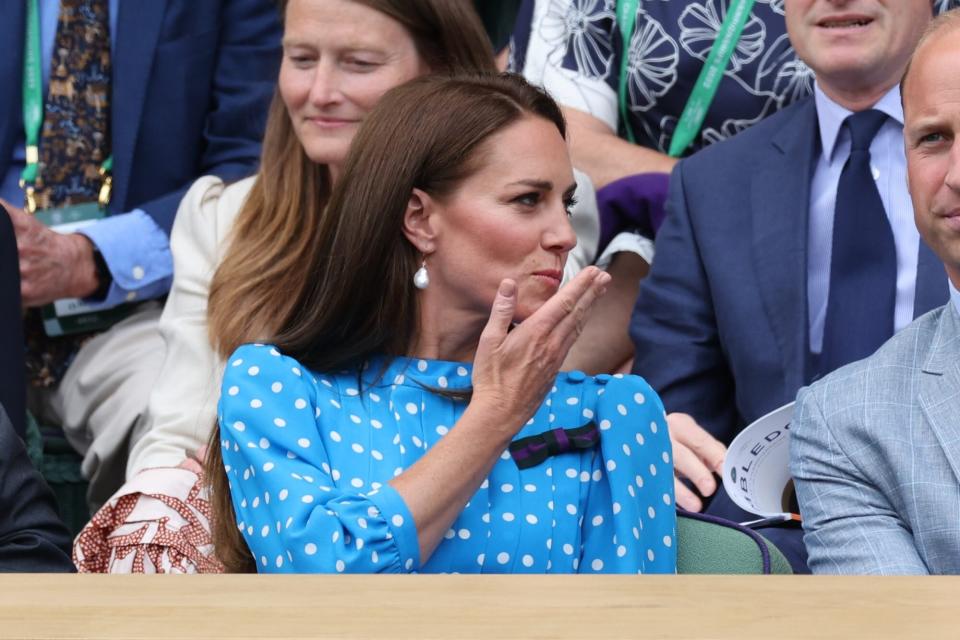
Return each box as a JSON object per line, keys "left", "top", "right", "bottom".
{"left": 218, "top": 344, "right": 676, "bottom": 575}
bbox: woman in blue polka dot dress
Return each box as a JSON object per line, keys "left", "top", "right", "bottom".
{"left": 208, "top": 74, "right": 676, "bottom": 574}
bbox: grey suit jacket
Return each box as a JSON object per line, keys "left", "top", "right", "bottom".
{"left": 792, "top": 303, "right": 960, "bottom": 574}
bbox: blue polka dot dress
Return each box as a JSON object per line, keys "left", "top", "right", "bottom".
{"left": 218, "top": 344, "right": 677, "bottom": 574}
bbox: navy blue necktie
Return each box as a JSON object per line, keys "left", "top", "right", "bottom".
{"left": 819, "top": 109, "right": 897, "bottom": 375}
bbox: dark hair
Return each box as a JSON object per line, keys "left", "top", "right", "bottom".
{"left": 276, "top": 73, "right": 565, "bottom": 372}
{"left": 207, "top": 73, "right": 565, "bottom": 572}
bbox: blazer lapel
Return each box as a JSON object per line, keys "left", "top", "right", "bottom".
{"left": 0, "top": 1, "right": 27, "bottom": 181}
{"left": 751, "top": 99, "right": 819, "bottom": 395}
{"left": 110, "top": 0, "right": 168, "bottom": 212}
{"left": 919, "top": 305, "right": 960, "bottom": 484}
{"left": 914, "top": 239, "right": 950, "bottom": 318}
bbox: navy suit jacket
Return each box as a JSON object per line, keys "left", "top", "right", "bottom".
{"left": 0, "top": 0, "right": 281, "bottom": 234}
{"left": 0, "top": 404, "right": 74, "bottom": 572}
{"left": 630, "top": 97, "right": 948, "bottom": 511}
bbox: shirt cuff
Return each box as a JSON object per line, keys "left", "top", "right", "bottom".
{"left": 365, "top": 484, "right": 421, "bottom": 572}
{"left": 77, "top": 209, "right": 173, "bottom": 308}
{"left": 595, "top": 231, "right": 656, "bottom": 269}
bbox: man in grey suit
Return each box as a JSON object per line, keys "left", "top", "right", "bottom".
{"left": 792, "top": 10, "right": 960, "bottom": 574}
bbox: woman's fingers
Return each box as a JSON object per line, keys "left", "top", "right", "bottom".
{"left": 553, "top": 276, "right": 609, "bottom": 350}
{"left": 478, "top": 279, "right": 518, "bottom": 349}
{"left": 529, "top": 266, "right": 607, "bottom": 334}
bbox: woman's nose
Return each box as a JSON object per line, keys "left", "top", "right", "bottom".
{"left": 308, "top": 61, "right": 343, "bottom": 106}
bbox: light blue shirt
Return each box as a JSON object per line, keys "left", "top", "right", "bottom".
{"left": 807, "top": 83, "right": 919, "bottom": 354}
{"left": 951, "top": 280, "right": 960, "bottom": 318}
{"left": 1, "top": 0, "right": 172, "bottom": 308}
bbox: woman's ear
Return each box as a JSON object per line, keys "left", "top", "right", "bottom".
{"left": 402, "top": 187, "right": 438, "bottom": 254}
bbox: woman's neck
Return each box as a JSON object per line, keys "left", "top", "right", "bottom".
{"left": 408, "top": 289, "right": 487, "bottom": 363}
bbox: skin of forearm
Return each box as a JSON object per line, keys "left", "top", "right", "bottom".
{"left": 563, "top": 252, "right": 649, "bottom": 374}
{"left": 388, "top": 399, "right": 519, "bottom": 565}
{"left": 563, "top": 107, "right": 677, "bottom": 189}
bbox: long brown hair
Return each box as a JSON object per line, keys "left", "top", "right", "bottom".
{"left": 208, "top": 73, "right": 566, "bottom": 572}
{"left": 207, "top": 0, "right": 495, "bottom": 360}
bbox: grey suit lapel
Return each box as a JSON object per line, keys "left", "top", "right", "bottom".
{"left": 751, "top": 99, "right": 819, "bottom": 394}
{"left": 919, "top": 305, "right": 960, "bottom": 484}
{"left": 111, "top": 0, "right": 168, "bottom": 212}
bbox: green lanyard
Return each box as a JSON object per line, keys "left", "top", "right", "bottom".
{"left": 617, "top": 0, "right": 757, "bottom": 157}
{"left": 19, "top": 0, "right": 112, "bottom": 213}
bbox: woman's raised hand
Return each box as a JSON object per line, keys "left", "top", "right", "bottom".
{"left": 471, "top": 266, "right": 611, "bottom": 437}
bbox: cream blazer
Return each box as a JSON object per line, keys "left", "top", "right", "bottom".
{"left": 126, "top": 175, "right": 255, "bottom": 476}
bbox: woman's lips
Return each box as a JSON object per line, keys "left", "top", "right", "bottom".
{"left": 307, "top": 117, "right": 356, "bottom": 129}
{"left": 532, "top": 270, "right": 562, "bottom": 288}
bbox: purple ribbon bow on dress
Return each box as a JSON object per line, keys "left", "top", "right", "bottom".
{"left": 508, "top": 422, "right": 601, "bottom": 470}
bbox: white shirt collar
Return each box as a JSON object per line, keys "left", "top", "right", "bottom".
{"left": 814, "top": 82, "right": 904, "bottom": 163}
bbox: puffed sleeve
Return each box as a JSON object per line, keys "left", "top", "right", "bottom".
{"left": 218, "top": 344, "right": 421, "bottom": 573}
{"left": 579, "top": 374, "right": 676, "bottom": 573}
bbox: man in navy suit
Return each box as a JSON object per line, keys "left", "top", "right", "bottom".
{"left": 630, "top": 0, "right": 949, "bottom": 570}
{"left": 0, "top": 0, "right": 281, "bottom": 506}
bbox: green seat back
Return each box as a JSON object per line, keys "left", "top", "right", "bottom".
{"left": 677, "top": 512, "right": 793, "bottom": 574}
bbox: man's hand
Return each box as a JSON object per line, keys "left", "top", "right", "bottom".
{"left": 1, "top": 199, "right": 100, "bottom": 307}
{"left": 668, "top": 412, "right": 727, "bottom": 512}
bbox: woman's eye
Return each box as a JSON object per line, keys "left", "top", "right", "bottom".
{"left": 287, "top": 54, "right": 315, "bottom": 67}
{"left": 344, "top": 58, "right": 379, "bottom": 70}
{"left": 513, "top": 192, "right": 541, "bottom": 207}
{"left": 564, "top": 196, "right": 579, "bottom": 215}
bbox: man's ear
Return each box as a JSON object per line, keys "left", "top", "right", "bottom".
{"left": 402, "top": 187, "right": 438, "bottom": 253}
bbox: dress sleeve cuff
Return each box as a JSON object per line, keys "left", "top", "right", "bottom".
{"left": 366, "top": 484, "right": 421, "bottom": 572}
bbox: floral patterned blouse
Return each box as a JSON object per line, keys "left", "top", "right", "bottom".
{"left": 511, "top": 0, "right": 812, "bottom": 154}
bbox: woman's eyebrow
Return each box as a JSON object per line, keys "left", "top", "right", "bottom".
{"left": 505, "top": 179, "right": 552, "bottom": 190}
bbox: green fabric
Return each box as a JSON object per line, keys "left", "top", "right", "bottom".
{"left": 677, "top": 515, "right": 793, "bottom": 574}
{"left": 24, "top": 411, "right": 44, "bottom": 470}
{"left": 30, "top": 417, "right": 90, "bottom": 536}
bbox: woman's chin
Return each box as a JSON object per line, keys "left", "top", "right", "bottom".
{"left": 300, "top": 138, "right": 351, "bottom": 168}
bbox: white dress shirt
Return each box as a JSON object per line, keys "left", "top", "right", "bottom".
{"left": 807, "top": 83, "right": 919, "bottom": 354}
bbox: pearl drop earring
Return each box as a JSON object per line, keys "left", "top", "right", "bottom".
{"left": 413, "top": 260, "right": 429, "bottom": 290}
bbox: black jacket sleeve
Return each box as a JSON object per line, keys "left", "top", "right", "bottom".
{"left": 0, "top": 405, "right": 74, "bottom": 572}
{"left": 0, "top": 210, "right": 25, "bottom": 439}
